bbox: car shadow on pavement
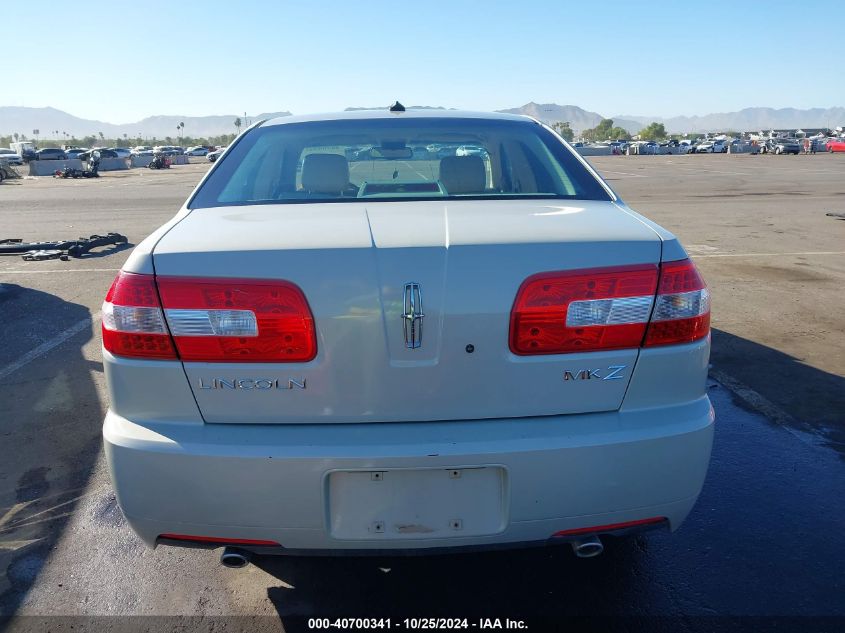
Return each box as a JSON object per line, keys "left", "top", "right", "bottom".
{"left": 0, "top": 284, "right": 104, "bottom": 615}
{"left": 256, "top": 536, "right": 653, "bottom": 628}
{"left": 73, "top": 241, "right": 135, "bottom": 259}
{"left": 710, "top": 328, "right": 845, "bottom": 454}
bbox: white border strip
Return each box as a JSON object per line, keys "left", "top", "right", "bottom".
{"left": 695, "top": 251, "right": 845, "bottom": 258}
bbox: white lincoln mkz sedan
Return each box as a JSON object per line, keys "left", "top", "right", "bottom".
{"left": 102, "top": 106, "right": 714, "bottom": 566}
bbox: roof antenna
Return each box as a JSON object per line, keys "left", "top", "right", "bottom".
{"left": 389, "top": 101, "right": 406, "bottom": 112}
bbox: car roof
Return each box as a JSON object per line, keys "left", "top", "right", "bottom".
{"left": 261, "top": 109, "right": 535, "bottom": 128}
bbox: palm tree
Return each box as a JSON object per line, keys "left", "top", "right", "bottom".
{"left": 234, "top": 117, "right": 242, "bottom": 135}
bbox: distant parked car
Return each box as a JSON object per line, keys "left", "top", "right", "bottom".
{"left": 65, "top": 149, "right": 87, "bottom": 160}
{"left": 185, "top": 146, "right": 209, "bottom": 156}
{"left": 132, "top": 146, "right": 154, "bottom": 156}
{"left": 678, "top": 140, "right": 695, "bottom": 154}
{"left": 696, "top": 140, "right": 727, "bottom": 153}
{"left": 154, "top": 146, "right": 182, "bottom": 157}
{"left": 35, "top": 148, "right": 68, "bottom": 161}
{"left": 826, "top": 138, "right": 845, "bottom": 153}
{"left": 78, "top": 149, "right": 118, "bottom": 161}
{"left": 10, "top": 141, "right": 37, "bottom": 162}
{"left": 109, "top": 148, "right": 132, "bottom": 158}
{"left": 455, "top": 145, "right": 487, "bottom": 157}
{"left": 206, "top": 147, "right": 226, "bottom": 162}
{"left": 0, "top": 148, "right": 24, "bottom": 165}
{"left": 765, "top": 138, "right": 800, "bottom": 155}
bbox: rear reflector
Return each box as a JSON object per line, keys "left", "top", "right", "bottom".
{"left": 552, "top": 516, "right": 667, "bottom": 537}
{"left": 102, "top": 272, "right": 317, "bottom": 362}
{"left": 159, "top": 533, "right": 280, "bottom": 546}
{"left": 509, "top": 265, "right": 659, "bottom": 354}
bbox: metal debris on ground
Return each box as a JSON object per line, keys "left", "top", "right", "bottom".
{"left": 21, "top": 250, "right": 70, "bottom": 261}
{"left": 0, "top": 233, "right": 129, "bottom": 260}
{"left": 0, "top": 161, "right": 23, "bottom": 181}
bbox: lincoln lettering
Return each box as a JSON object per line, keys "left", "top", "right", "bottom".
{"left": 198, "top": 378, "right": 306, "bottom": 390}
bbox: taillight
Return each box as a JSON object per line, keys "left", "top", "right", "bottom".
{"left": 509, "top": 259, "right": 709, "bottom": 355}
{"left": 102, "top": 272, "right": 177, "bottom": 359}
{"left": 509, "top": 265, "right": 659, "bottom": 354}
{"left": 643, "top": 259, "right": 710, "bottom": 347}
{"left": 102, "top": 272, "right": 317, "bottom": 362}
{"left": 156, "top": 277, "right": 316, "bottom": 362}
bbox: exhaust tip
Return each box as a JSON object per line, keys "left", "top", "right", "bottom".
{"left": 220, "top": 547, "right": 251, "bottom": 569}
{"left": 571, "top": 536, "right": 604, "bottom": 558}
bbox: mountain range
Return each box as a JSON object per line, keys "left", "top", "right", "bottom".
{"left": 498, "top": 103, "right": 845, "bottom": 134}
{"left": 496, "top": 103, "right": 643, "bottom": 134}
{"left": 1, "top": 103, "right": 843, "bottom": 139}
{"left": 0, "top": 107, "right": 291, "bottom": 140}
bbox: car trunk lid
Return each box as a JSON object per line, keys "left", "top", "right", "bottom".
{"left": 152, "top": 199, "right": 662, "bottom": 423}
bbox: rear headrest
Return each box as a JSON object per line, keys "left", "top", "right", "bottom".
{"left": 439, "top": 156, "right": 486, "bottom": 194}
{"left": 301, "top": 153, "right": 349, "bottom": 194}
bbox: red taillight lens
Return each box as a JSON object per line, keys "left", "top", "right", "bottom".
{"left": 159, "top": 534, "right": 280, "bottom": 546}
{"left": 509, "top": 259, "right": 710, "bottom": 355}
{"left": 102, "top": 272, "right": 317, "bottom": 362}
{"left": 551, "top": 516, "right": 667, "bottom": 537}
{"left": 644, "top": 259, "right": 710, "bottom": 347}
{"left": 509, "top": 265, "right": 659, "bottom": 355}
{"left": 102, "top": 272, "right": 177, "bottom": 359}
{"left": 156, "top": 277, "right": 317, "bottom": 362}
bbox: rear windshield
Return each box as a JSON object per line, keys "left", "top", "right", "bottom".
{"left": 189, "top": 117, "right": 612, "bottom": 208}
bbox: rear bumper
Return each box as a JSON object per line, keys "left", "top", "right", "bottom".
{"left": 104, "top": 395, "right": 714, "bottom": 553}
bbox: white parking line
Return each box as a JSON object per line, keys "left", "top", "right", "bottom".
{"left": 695, "top": 251, "right": 845, "bottom": 258}
{"left": 772, "top": 168, "right": 845, "bottom": 175}
{"left": 600, "top": 170, "right": 648, "bottom": 178}
{"left": 675, "top": 167, "right": 752, "bottom": 176}
{"left": 0, "top": 313, "right": 101, "bottom": 381}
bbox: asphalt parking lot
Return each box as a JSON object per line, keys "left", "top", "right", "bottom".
{"left": 1, "top": 154, "right": 844, "bottom": 631}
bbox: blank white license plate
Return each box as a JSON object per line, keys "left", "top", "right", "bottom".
{"left": 328, "top": 467, "right": 506, "bottom": 540}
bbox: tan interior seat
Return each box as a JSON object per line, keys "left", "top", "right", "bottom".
{"left": 439, "top": 156, "right": 486, "bottom": 194}
{"left": 301, "top": 154, "right": 350, "bottom": 195}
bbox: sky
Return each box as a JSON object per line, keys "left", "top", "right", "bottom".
{"left": 3, "top": 0, "right": 844, "bottom": 123}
